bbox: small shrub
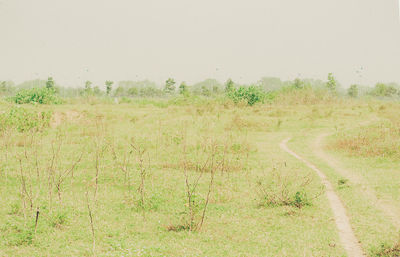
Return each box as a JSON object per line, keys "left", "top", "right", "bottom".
{"left": 348, "top": 85, "right": 359, "bottom": 98}
{"left": 372, "top": 242, "right": 400, "bottom": 257}
{"left": 175, "top": 137, "right": 221, "bottom": 232}
{"left": 338, "top": 178, "right": 349, "bottom": 189}
{"left": 7, "top": 228, "right": 34, "bottom": 246}
{"left": 337, "top": 178, "right": 349, "bottom": 187}
{"left": 164, "top": 78, "right": 176, "bottom": 94}
{"left": 293, "top": 191, "right": 309, "bottom": 208}
{"left": 49, "top": 210, "right": 68, "bottom": 228}
{"left": 1, "top": 219, "right": 34, "bottom": 246}
{"left": 0, "top": 107, "right": 52, "bottom": 132}
{"left": 256, "top": 163, "right": 322, "bottom": 209}
{"left": 105, "top": 80, "right": 114, "bottom": 95}
{"left": 173, "top": 194, "right": 206, "bottom": 232}
{"left": 179, "top": 82, "right": 189, "bottom": 96}
{"left": 165, "top": 223, "right": 191, "bottom": 232}
{"left": 326, "top": 73, "right": 337, "bottom": 93}
{"left": 370, "top": 83, "right": 398, "bottom": 98}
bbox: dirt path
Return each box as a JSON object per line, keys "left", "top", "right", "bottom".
{"left": 314, "top": 133, "right": 400, "bottom": 229}
{"left": 280, "top": 138, "right": 365, "bottom": 257}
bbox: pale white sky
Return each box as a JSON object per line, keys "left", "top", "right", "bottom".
{"left": 0, "top": 0, "right": 399, "bottom": 87}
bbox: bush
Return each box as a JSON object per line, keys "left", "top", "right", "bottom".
{"left": 1, "top": 221, "right": 34, "bottom": 246}
{"left": 49, "top": 210, "right": 69, "bottom": 228}
{"left": 139, "top": 86, "right": 164, "bottom": 97}
{"left": 348, "top": 84, "right": 359, "bottom": 98}
{"left": 227, "top": 85, "right": 267, "bottom": 106}
{"left": 370, "top": 83, "right": 398, "bottom": 97}
{"left": 326, "top": 73, "right": 337, "bottom": 93}
{"left": 256, "top": 163, "right": 322, "bottom": 209}
{"left": 127, "top": 87, "right": 139, "bottom": 96}
{"left": 0, "top": 107, "right": 52, "bottom": 132}
{"left": 12, "top": 87, "right": 62, "bottom": 104}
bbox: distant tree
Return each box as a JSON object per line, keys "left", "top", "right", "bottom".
{"left": 114, "top": 86, "right": 125, "bottom": 97}
{"left": 0, "top": 81, "right": 6, "bottom": 92}
{"left": 257, "top": 77, "right": 283, "bottom": 91}
{"left": 164, "top": 78, "right": 176, "bottom": 94}
{"left": 140, "top": 86, "right": 163, "bottom": 97}
{"left": 105, "top": 81, "right": 114, "bottom": 95}
{"left": 93, "top": 86, "right": 102, "bottom": 96}
{"left": 224, "top": 79, "right": 234, "bottom": 92}
{"left": 212, "top": 85, "right": 220, "bottom": 94}
{"left": 0, "top": 81, "right": 10, "bottom": 95}
{"left": 2, "top": 81, "right": 16, "bottom": 95}
{"left": 85, "top": 81, "right": 92, "bottom": 90}
{"left": 326, "top": 73, "right": 337, "bottom": 92}
{"left": 46, "top": 77, "right": 55, "bottom": 90}
{"left": 118, "top": 80, "right": 157, "bottom": 89}
{"left": 374, "top": 83, "right": 386, "bottom": 96}
{"left": 84, "top": 81, "right": 92, "bottom": 94}
{"left": 227, "top": 85, "right": 266, "bottom": 106}
{"left": 201, "top": 85, "right": 211, "bottom": 96}
{"left": 385, "top": 85, "right": 397, "bottom": 96}
{"left": 179, "top": 82, "right": 189, "bottom": 96}
{"left": 191, "top": 79, "right": 221, "bottom": 95}
{"left": 127, "top": 87, "right": 139, "bottom": 96}
{"left": 371, "top": 83, "right": 398, "bottom": 97}
{"left": 293, "top": 78, "right": 303, "bottom": 89}
{"left": 348, "top": 84, "right": 358, "bottom": 98}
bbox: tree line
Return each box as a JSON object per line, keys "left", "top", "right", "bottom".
{"left": 1, "top": 74, "right": 400, "bottom": 101}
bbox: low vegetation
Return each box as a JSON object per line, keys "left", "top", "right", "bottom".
{"left": 332, "top": 106, "right": 400, "bottom": 160}
{"left": 0, "top": 106, "right": 52, "bottom": 132}
{"left": 12, "top": 87, "right": 61, "bottom": 105}
{"left": 0, "top": 74, "right": 399, "bottom": 256}
{"left": 256, "top": 163, "right": 323, "bottom": 209}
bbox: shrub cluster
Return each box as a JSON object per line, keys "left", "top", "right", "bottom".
{"left": 227, "top": 85, "right": 268, "bottom": 106}
{"left": 256, "top": 163, "right": 322, "bottom": 209}
{"left": 0, "top": 107, "right": 52, "bottom": 132}
{"left": 12, "top": 88, "right": 61, "bottom": 104}
{"left": 369, "top": 83, "right": 399, "bottom": 97}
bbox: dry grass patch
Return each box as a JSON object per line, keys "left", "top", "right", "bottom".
{"left": 332, "top": 121, "right": 400, "bottom": 159}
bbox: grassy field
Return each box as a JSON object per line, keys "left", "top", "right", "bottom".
{"left": 0, "top": 98, "right": 399, "bottom": 256}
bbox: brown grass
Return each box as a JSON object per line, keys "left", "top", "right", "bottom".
{"left": 332, "top": 122, "right": 400, "bottom": 159}
{"left": 161, "top": 160, "right": 243, "bottom": 173}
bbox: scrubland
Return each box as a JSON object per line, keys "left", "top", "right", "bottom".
{"left": 0, "top": 83, "right": 399, "bottom": 256}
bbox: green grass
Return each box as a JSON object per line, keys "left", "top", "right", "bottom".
{"left": 286, "top": 101, "right": 400, "bottom": 256}
{"left": 0, "top": 99, "right": 399, "bottom": 256}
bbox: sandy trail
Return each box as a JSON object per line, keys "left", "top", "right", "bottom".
{"left": 280, "top": 138, "right": 365, "bottom": 257}
{"left": 314, "top": 133, "right": 400, "bottom": 229}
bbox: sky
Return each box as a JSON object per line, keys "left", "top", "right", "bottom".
{"left": 0, "top": 0, "right": 399, "bottom": 87}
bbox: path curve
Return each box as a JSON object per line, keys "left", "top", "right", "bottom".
{"left": 314, "top": 133, "right": 400, "bottom": 229}
{"left": 280, "top": 138, "right": 365, "bottom": 257}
